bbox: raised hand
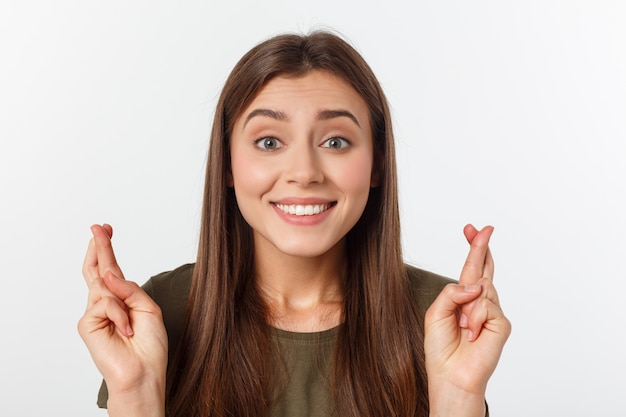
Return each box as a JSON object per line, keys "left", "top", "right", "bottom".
{"left": 424, "top": 225, "right": 511, "bottom": 416}
{"left": 78, "top": 224, "right": 167, "bottom": 416}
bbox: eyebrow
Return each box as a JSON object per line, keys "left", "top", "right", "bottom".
{"left": 242, "top": 108, "right": 361, "bottom": 129}
{"left": 243, "top": 109, "right": 288, "bottom": 128}
{"left": 317, "top": 109, "right": 361, "bottom": 127}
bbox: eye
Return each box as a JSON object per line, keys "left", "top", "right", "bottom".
{"left": 255, "top": 137, "right": 283, "bottom": 151}
{"left": 321, "top": 137, "right": 350, "bottom": 149}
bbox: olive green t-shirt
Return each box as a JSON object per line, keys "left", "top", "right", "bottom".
{"left": 97, "top": 263, "right": 456, "bottom": 415}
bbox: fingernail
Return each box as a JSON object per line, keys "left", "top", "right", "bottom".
{"left": 467, "top": 330, "right": 474, "bottom": 340}
{"left": 459, "top": 313, "right": 468, "bottom": 328}
{"left": 126, "top": 325, "right": 133, "bottom": 337}
{"left": 464, "top": 284, "right": 480, "bottom": 292}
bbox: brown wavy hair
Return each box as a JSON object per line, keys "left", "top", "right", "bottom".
{"left": 166, "top": 30, "right": 429, "bottom": 417}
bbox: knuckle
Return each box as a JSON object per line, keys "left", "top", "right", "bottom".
{"left": 480, "top": 276, "right": 494, "bottom": 288}
{"left": 125, "top": 280, "right": 140, "bottom": 290}
{"left": 90, "top": 277, "right": 105, "bottom": 291}
{"left": 479, "top": 279, "right": 490, "bottom": 293}
{"left": 77, "top": 311, "right": 96, "bottom": 338}
{"left": 424, "top": 305, "right": 437, "bottom": 323}
{"left": 478, "top": 297, "right": 491, "bottom": 309}
{"left": 480, "top": 278, "right": 500, "bottom": 301}
{"left": 77, "top": 316, "right": 87, "bottom": 334}
{"left": 153, "top": 303, "right": 164, "bottom": 319}
{"left": 101, "top": 294, "right": 123, "bottom": 310}
{"left": 443, "top": 283, "right": 458, "bottom": 295}
{"left": 81, "top": 263, "right": 94, "bottom": 278}
{"left": 505, "top": 318, "right": 513, "bottom": 336}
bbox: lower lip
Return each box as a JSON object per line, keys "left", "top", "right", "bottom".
{"left": 272, "top": 204, "right": 335, "bottom": 226}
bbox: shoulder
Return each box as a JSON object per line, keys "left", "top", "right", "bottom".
{"left": 141, "top": 263, "right": 194, "bottom": 351}
{"left": 142, "top": 262, "right": 194, "bottom": 303}
{"left": 405, "top": 264, "right": 457, "bottom": 315}
{"left": 141, "top": 262, "right": 194, "bottom": 316}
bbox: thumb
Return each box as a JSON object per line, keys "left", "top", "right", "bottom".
{"left": 102, "top": 272, "right": 159, "bottom": 315}
{"left": 426, "top": 283, "right": 483, "bottom": 324}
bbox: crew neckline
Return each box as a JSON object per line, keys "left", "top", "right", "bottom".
{"left": 272, "top": 324, "right": 341, "bottom": 341}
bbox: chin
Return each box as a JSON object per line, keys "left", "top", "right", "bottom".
{"left": 278, "top": 245, "right": 334, "bottom": 259}
{"left": 273, "top": 238, "right": 344, "bottom": 259}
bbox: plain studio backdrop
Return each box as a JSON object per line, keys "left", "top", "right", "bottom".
{"left": 1, "top": 1, "right": 624, "bottom": 416}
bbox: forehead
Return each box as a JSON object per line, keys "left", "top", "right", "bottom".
{"left": 239, "top": 70, "right": 370, "bottom": 120}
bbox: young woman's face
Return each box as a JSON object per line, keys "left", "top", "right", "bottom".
{"left": 229, "top": 70, "right": 376, "bottom": 259}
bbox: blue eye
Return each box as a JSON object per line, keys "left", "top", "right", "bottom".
{"left": 255, "top": 137, "right": 283, "bottom": 151}
{"left": 322, "top": 137, "right": 349, "bottom": 149}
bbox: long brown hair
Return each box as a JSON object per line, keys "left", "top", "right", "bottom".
{"left": 166, "top": 31, "right": 429, "bottom": 417}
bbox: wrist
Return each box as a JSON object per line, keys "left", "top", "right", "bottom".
{"left": 106, "top": 377, "right": 166, "bottom": 417}
{"left": 429, "top": 382, "right": 486, "bottom": 417}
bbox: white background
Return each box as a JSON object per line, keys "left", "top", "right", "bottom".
{"left": 1, "top": 1, "right": 624, "bottom": 416}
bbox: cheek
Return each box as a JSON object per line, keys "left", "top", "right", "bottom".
{"left": 230, "top": 150, "right": 275, "bottom": 197}
{"left": 335, "top": 155, "right": 375, "bottom": 194}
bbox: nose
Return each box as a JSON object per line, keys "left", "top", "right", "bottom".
{"left": 285, "top": 143, "right": 324, "bottom": 187}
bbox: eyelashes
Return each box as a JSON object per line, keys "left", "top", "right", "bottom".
{"left": 321, "top": 137, "right": 350, "bottom": 149}
{"left": 255, "top": 137, "right": 283, "bottom": 151}
{"left": 254, "top": 136, "right": 351, "bottom": 151}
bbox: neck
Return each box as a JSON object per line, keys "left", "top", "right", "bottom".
{"left": 253, "top": 238, "right": 345, "bottom": 332}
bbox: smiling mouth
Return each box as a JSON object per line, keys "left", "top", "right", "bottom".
{"left": 273, "top": 202, "right": 335, "bottom": 216}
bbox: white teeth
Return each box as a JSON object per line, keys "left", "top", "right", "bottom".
{"left": 275, "top": 203, "right": 330, "bottom": 216}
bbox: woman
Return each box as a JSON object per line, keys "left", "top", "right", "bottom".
{"left": 79, "top": 31, "right": 510, "bottom": 417}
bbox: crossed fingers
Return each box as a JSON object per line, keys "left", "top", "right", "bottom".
{"left": 459, "top": 224, "right": 494, "bottom": 285}
{"left": 458, "top": 224, "right": 502, "bottom": 340}
{"left": 82, "top": 224, "right": 124, "bottom": 285}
